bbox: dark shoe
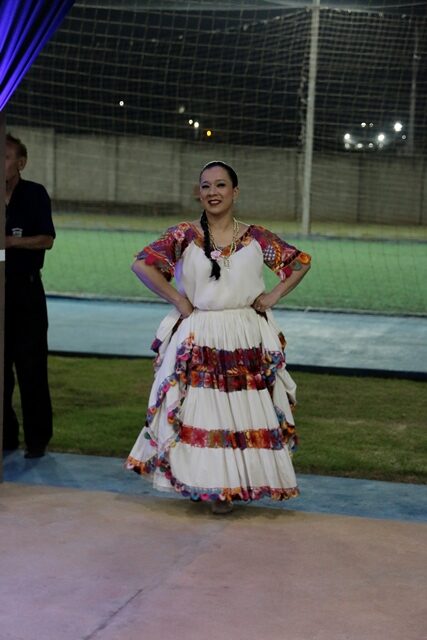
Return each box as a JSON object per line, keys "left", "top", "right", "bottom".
{"left": 24, "top": 448, "right": 46, "bottom": 459}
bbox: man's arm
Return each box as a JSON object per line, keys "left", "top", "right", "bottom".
{"left": 5, "top": 235, "right": 54, "bottom": 250}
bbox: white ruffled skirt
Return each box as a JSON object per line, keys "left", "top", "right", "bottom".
{"left": 127, "top": 307, "right": 300, "bottom": 502}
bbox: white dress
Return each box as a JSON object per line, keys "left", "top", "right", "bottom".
{"left": 127, "top": 223, "right": 311, "bottom": 502}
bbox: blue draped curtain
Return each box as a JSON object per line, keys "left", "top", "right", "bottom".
{"left": 0, "top": 0, "right": 75, "bottom": 111}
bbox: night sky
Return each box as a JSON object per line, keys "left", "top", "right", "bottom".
{"left": 7, "top": 1, "right": 427, "bottom": 151}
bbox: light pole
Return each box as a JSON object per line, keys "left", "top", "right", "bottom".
{"left": 301, "top": 0, "right": 320, "bottom": 236}
{"left": 407, "top": 23, "right": 419, "bottom": 156}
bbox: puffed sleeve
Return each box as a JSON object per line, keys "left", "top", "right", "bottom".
{"left": 251, "top": 226, "right": 311, "bottom": 281}
{"left": 135, "top": 223, "right": 195, "bottom": 281}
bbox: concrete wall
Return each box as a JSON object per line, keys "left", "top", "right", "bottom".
{"left": 358, "top": 157, "right": 425, "bottom": 225}
{"left": 232, "top": 146, "right": 298, "bottom": 220}
{"left": 116, "top": 136, "right": 182, "bottom": 205}
{"left": 55, "top": 134, "right": 116, "bottom": 202}
{"left": 311, "top": 154, "right": 360, "bottom": 223}
{"left": 7, "top": 125, "right": 427, "bottom": 225}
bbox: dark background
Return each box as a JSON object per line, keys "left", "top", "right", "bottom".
{"left": 7, "top": 0, "right": 427, "bottom": 151}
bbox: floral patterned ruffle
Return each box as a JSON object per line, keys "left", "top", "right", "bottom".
{"left": 127, "top": 454, "right": 300, "bottom": 502}
{"left": 179, "top": 423, "right": 295, "bottom": 450}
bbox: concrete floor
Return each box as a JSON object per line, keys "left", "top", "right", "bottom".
{"left": 1, "top": 479, "right": 426, "bottom": 640}
{"left": 2, "top": 300, "right": 425, "bottom": 639}
{"left": 3, "top": 451, "right": 427, "bottom": 523}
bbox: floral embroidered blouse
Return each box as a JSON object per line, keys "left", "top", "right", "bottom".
{"left": 136, "top": 223, "right": 310, "bottom": 311}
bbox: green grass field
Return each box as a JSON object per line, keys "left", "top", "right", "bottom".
{"left": 37, "top": 356, "right": 426, "bottom": 484}
{"left": 44, "top": 224, "right": 427, "bottom": 314}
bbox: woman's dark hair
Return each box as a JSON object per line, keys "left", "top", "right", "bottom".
{"left": 199, "top": 161, "right": 238, "bottom": 280}
{"left": 200, "top": 210, "right": 221, "bottom": 280}
{"left": 199, "top": 160, "right": 238, "bottom": 187}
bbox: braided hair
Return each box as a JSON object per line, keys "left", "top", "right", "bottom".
{"left": 200, "top": 210, "right": 221, "bottom": 280}
{"left": 199, "top": 161, "right": 239, "bottom": 281}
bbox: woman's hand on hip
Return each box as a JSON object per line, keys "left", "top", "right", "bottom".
{"left": 252, "top": 292, "right": 279, "bottom": 313}
{"left": 175, "top": 295, "right": 194, "bottom": 318}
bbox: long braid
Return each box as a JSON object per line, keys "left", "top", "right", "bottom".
{"left": 200, "top": 210, "right": 221, "bottom": 280}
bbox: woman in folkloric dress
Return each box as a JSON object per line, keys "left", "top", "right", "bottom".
{"left": 126, "top": 161, "right": 311, "bottom": 514}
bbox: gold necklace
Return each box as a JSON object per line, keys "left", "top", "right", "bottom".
{"left": 208, "top": 218, "right": 240, "bottom": 269}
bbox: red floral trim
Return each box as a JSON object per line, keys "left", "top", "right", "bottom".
{"left": 182, "top": 343, "right": 286, "bottom": 393}
{"left": 126, "top": 454, "right": 155, "bottom": 475}
{"left": 248, "top": 225, "right": 311, "bottom": 281}
{"left": 277, "top": 252, "right": 312, "bottom": 282}
{"left": 135, "top": 223, "right": 199, "bottom": 279}
{"left": 137, "top": 248, "right": 175, "bottom": 281}
{"left": 126, "top": 454, "right": 299, "bottom": 502}
{"left": 180, "top": 424, "right": 290, "bottom": 450}
{"left": 189, "top": 370, "right": 268, "bottom": 392}
{"left": 174, "top": 483, "right": 301, "bottom": 503}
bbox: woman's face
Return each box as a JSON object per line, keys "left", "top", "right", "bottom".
{"left": 199, "top": 166, "right": 239, "bottom": 217}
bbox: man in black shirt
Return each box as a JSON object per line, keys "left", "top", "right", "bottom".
{"left": 4, "top": 133, "right": 56, "bottom": 458}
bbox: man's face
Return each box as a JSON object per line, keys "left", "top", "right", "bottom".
{"left": 5, "top": 143, "right": 26, "bottom": 183}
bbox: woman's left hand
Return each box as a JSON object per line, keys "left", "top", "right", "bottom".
{"left": 252, "top": 292, "right": 279, "bottom": 313}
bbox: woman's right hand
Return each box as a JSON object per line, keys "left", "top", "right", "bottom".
{"left": 175, "top": 295, "right": 194, "bottom": 318}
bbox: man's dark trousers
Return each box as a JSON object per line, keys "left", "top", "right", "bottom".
{"left": 3, "top": 272, "right": 53, "bottom": 451}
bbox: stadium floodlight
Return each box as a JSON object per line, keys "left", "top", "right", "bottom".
{"left": 344, "top": 132, "right": 351, "bottom": 141}
{"left": 393, "top": 121, "right": 403, "bottom": 132}
{"left": 377, "top": 133, "right": 385, "bottom": 142}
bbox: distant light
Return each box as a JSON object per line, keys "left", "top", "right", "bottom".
{"left": 206, "top": 130, "right": 213, "bottom": 137}
{"left": 194, "top": 121, "right": 200, "bottom": 129}
{"left": 119, "top": 100, "right": 125, "bottom": 107}
{"left": 393, "top": 121, "right": 403, "bottom": 132}
{"left": 344, "top": 133, "right": 351, "bottom": 141}
{"left": 356, "top": 143, "right": 363, "bottom": 149}
{"left": 344, "top": 143, "right": 351, "bottom": 150}
{"left": 369, "top": 122, "right": 374, "bottom": 127}
{"left": 188, "top": 119, "right": 193, "bottom": 125}
{"left": 377, "top": 133, "right": 385, "bottom": 142}
{"left": 178, "top": 105, "right": 186, "bottom": 114}
{"left": 402, "top": 134, "right": 407, "bottom": 140}
{"left": 368, "top": 143, "right": 374, "bottom": 148}
{"left": 361, "top": 122, "right": 367, "bottom": 128}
